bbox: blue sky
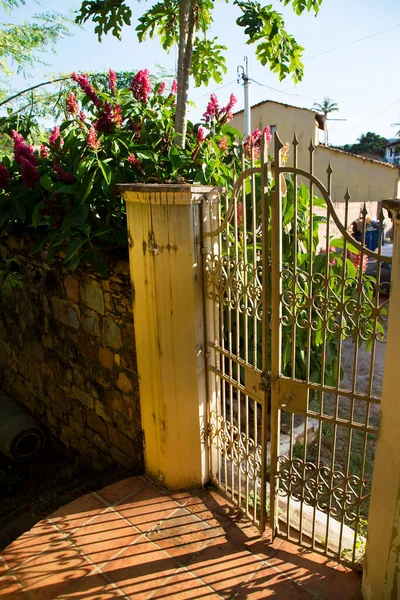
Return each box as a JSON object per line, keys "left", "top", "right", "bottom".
{"left": 5, "top": 0, "right": 400, "bottom": 146}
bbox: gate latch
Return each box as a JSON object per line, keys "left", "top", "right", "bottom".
{"left": 244, "top": 367, "right": 265, "bottom": 403}
{"left": 278, "top": 378, "right": 308, "bottom": 414}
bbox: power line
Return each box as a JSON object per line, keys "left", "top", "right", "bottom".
{"left": 192, "top": 79, "right": 237, "bottom": 102}
{"left": 306, "top": 23, "right": 400, "bottom": 60}
{"left": 250, "top": 78, "right": 314, "bottom": 101}
{"left": 335, "top": 97, "right": 400, "bottom": 138}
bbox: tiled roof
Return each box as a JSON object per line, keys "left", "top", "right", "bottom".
{"left": 320, "top": 144, "right": 398, "bottom": 168}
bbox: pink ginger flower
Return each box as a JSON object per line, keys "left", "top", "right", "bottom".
{"left": 40, "top": 144, "right": 49, "bottom": 159}
{"left": 197, "top": 126, "right": 206, "bottom": 144}
{"left": 53, "top": 164, "right": 75, "bottom": 183}
{"left": 12, "top": 130, "right": 37, "bottom": 165}
{"left": 66, "top": 92, "right": 78, "bottom": 115}
{"left": 218, "top": 136, "right": 228, "bottom": 151}
{"left": 223, "top": 93, "right": 237, "bottom": 122}
{"left": 87, "top": 126, "right": 100, "bottom": 150}
{"left": 319, "top": 245, "right": 336, "bottom": 267}
{"left": 109, "top": 69, "right": 117, "bottom": 94}
{"left": 95, "top": 101, "right": 114, "bottom": 133}
{"left": 130, "top": 120, "right": 141, "bottom": 140}
{"left": 114, "top": 103, "right": 122, "bottom": 127}
{"left": 72, "top": 72, "right": 102, "bottom": 109}
{"left": 158, "top": 81, "right": 166, "bottom": 94}
{"left": 347, "top": 250, "right": 368, "bottom": 273}
{"left": 20, "top": 157, "right": 40, "bottom": 188}
{"left": 79, "top": 111, "right": 86, "bottom": 122}
{"left": 130, "top": 69, "right": 151, "bottom": 103}
{"left": 202, "top": 93, "right": 219, "bottom": 124}
{"left": 171, "top": 79, "right": 177, "bottom": 94}
{"left": 0, "top": 164, "right": 10, "bottom": 190}
{"left": 49, "top": 126, "right": 64, "bottom": 151}
{"left": 244, "top": 126, "right": 271, "bottom": 158}
{"left": 127, "top": 153, "right": 142, "bottom": 169}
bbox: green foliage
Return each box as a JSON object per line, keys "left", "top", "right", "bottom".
{"left": 75, "top": 0, "right": 323, "bottom": 89}
{"left": 76, "top": 0, "right": 132, "bottom": 41}
{"left": 0, "top": 257, "right": 23, "bottom": 298}
{"left": 191, "top": 38, "right": 227, "bottom": 86}
{"left": 0, "top": 70, "right": 242, "bottom": 276}
{"left": 0, "top": 5, "right": 72, "bottom": 80}
{"left": 235, "top": 1, "right": 304, "bottom": 82}
{"left": 335, "top": 132, "right": 389, "bottom": 159}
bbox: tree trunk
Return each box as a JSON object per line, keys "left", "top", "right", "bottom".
{"left": 174, "top": 0, "right": 197, "bottom": 148}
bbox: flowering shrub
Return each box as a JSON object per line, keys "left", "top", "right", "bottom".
{"left": 0, "top": 69, "right": 241, "bottom": 275}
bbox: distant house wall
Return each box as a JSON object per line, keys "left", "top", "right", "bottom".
{"left": 0, "top": 235, "right": 144, "bottom": 472}
{"left": 231, "top": 102, "right": 399, "bottom": 217}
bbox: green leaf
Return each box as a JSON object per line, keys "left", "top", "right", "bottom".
{"left": 64, "top": 238, "right": 86, "bottom": 263}
{"left": 330, "top": 238, "right": 360, "bottom": 254}
{"left": 40, "top": 174, "right": 54, "bottom": 192}
{"left": 84, "top": 247, "right": 108, "bottom": 278}
{"left": 32, "top": 201, "right": 45, "bottom": 228}
{"left": 97, "top": 158, "right": 112, "bottom": 184}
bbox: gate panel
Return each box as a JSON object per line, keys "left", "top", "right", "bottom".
{"left": 270, "top": 133, "right": 390, "bottom": 566}
{"left": 202, "top": 148, "right": 269, "bottom": 531}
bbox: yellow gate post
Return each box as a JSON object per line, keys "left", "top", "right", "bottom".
{"left": 362, "top": 199, "right": 400, "bottom": 599}
{"left": 117, "top": 184, "right": 219, "bottom": 489}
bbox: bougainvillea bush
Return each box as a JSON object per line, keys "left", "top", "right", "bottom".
{"left": 0, "top": 69, "right": 241, "bottom": 275}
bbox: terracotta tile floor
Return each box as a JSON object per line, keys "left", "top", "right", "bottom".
{"left": 0, "top": 476, "right": 362, "bottom": 599}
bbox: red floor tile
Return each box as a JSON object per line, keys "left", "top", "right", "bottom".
{"left": 235, "top": 563, "right": 315, "bottom": 599}
{"left": 57, "top": 572, "right": 124, "bottom": 599}
{"left": 147, "top": 507, "right": 224, "bottom": 566}
{"left": 96, "top": 477, "right": 147, "bottom": 506}
{"left": 151, "top": 568, "right": 222, "bottom": 600}
{"left": 320, "top": 565, "right": 362, "bottom": 600}
{"left": 188, "top": 536, "right": 263, "bottom": 598}
{"left": 114, "top": 485, "right": 180, "bottom": 533}
{"left": 1, "top": 519, "right": 64, "bottom": 570}
{"left": 70, "top": 508, "right": 141, "bottom": 567}
{"left": 48, "top": 493, "right": 108, "bottom": 536}
{"left": 103, "top": 537, "right": 180, "bottom": 598}
{"left": 0, "top": 575, "right": 30, "bottom": 599}
{"left": 15, "top": 539, "right": 93, "bottom": 600}
{"left": 267, "top": 539, "right": 338, "bottom": 594}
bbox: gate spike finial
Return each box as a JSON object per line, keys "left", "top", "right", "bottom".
{"left": 293, "top": 132, "right": 298, "bottom": 147}
{"left": 361, "top": 202, "right": 368, "bottom": 218}
{"left": 326, "top": 162, "right": 333, "bottom": 176}
{"left": 344, "top": 188, "right": 350, "bottom": 203}
{"left": 378, "top": 207, "right": 385, "bottom": 224}
{"left": 308, "top": 140, "right": 315, "bottom": 153}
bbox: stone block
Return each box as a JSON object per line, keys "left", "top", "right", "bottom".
{"left": 73, "top": 368, "right": 85, "bottom": 389}
{"left": 94, "top": 399, "right": 112, "bottom": 423}
{"left": 90, "top": 432, "right": 110, "bottom": 453}
{"left": 107, "top": 424, "right": 135, "bottom": 458}
{"left": 52, "top": 403, "right": 67, "bottom": 423}
{"left": 41, "top": 362, "right": 54, "bottom": 380}
{"left": 102, "top": 318, "right": 122, "bottom": 349}
{"left": 99, "top": 346, "right": 113, "bottom": 370}
{"left": 82, "top": 309, "right": 101, "bottom": 337}
{"left": 86, "top": 410, "right": 107, "bottom": 439}
{"left": 116, "top": 372, "right": 133, "bottom": 393}
{"left": 52, "top": 297, "right": 80, "bottom": 330}
{"left": 60, "top": 425, "right": 80, "bottom": 450}
{"left": 79, "top": 337, "right": 97, "bottom": 358}
{"left": 103, "top": 389, "right": 124, "bottom": 414}
{"left": 69, "top": 416, "right": 85, "bottom": 437}
{"left": 71, "top": 385, "right": 94, "bottom": 410}
{"left": 104, "top": 293, "right": 114, "bottom": 312}
{"left": 64, "top": 275, "right": 79, "bottom": 302}
{"left": 114, "top": 260, "right": 130, "bottom": 276}
{"left": 46, "top": 409, "right": 59, "bottom": 431}
{"left": 51, "top": 387, "right": 66, "bottom": 409}
{"left": 80, "top": 276, "right": 104, "bottom": 314}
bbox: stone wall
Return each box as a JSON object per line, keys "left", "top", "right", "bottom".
{"left": 0, "top": 235, "right": 143, "bottom": 472}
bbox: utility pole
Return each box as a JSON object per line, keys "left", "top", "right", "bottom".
{"left": 237, "top": 57, "right": 251, "bottom": 138}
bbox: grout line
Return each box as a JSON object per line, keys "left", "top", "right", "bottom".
{"left": 3, "top": 571, "right": 35, "bottom": 599}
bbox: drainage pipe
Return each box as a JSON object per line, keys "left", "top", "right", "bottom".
{"left": 0, "top": 393, "right": 45, "bottom": 461}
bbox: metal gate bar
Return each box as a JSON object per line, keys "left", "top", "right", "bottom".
{"left": 203, "top": 131, "right": 391, "bottom": 567}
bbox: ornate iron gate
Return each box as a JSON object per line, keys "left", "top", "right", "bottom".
{"left": 202, "top": 133, "right": 391, "bottom": 567}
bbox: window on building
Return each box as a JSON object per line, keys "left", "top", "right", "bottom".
{"left": 270, "top": 125, "right": 277, "bottom": 135}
